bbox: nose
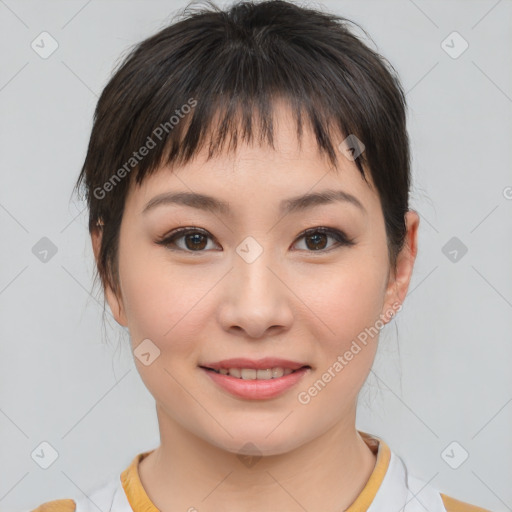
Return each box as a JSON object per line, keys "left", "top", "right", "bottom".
{"left": 216, "top": 247, "right": 294, "bottom": 339}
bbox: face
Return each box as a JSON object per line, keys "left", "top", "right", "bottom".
{"left": 94, "top": 103, "right": 418, "bottom": 457}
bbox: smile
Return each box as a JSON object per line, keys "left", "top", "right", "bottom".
{"left": 202, "top": 366, "right": 309, "bottom": 379}
{"left": 200, "top": 365, "right": 311, "bottom": 400}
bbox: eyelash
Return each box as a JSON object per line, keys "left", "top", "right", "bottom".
{"left": 155, "top": 226, "right": 356, "bottom": 254}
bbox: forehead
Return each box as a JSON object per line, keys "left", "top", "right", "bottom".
{"left": 125, "top": 101, "right": 379, "bottom": 216}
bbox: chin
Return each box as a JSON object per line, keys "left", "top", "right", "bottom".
{"left": 202, "top": 424, "right": 307, "bottom": 458}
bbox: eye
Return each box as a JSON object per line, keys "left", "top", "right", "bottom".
{"left": 155, "top": 226, "right": 355, "bottom": 253}
{"left": 156, "top": 227, "right": 219, "bottom": 252}
{"left": 292, "top": 227, "right": 356, "bottom": 252}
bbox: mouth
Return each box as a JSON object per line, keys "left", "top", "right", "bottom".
{"left": 199, "top": 361, "right": 312, "bottom": 400}
{"left": 199, "top": 365, "right": 311, "bottom": 380}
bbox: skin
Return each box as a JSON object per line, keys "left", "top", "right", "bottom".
{"left": 92, "top": 102, "right": 419, "bottom": 512}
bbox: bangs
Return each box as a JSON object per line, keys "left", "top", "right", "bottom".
{"left": 79, "top": 5, "right": 398, "bottom": 212}
{"left": 133, "top": 91, "right": 370, "bottom": 186}
{"left": 76, "top": 0, "right": 410, "bottom": 297}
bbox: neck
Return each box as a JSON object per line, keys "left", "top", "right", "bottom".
{"left": 138, "top": 403, "right": 377, "bottom": 512}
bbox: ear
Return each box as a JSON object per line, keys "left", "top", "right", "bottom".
{"left": 381, "top": 210, "right": 420, "bottom": 322}
{"left": 91, "top": 226, "right": 128, "bottom": 327}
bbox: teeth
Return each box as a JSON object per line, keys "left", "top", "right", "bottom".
{"left": 257, "top": 369, "right": 273, "bottom": 380}
{"left": 229, "top": 368, "right": 241, "bottom": 378}
{"left": 272, "top": 367, "right": 284, "bottom": 378}
{"left": 212, "top": 367, "right": 301, "bottom": 379}
{"left": 240, "top": 369, "right": 257, "bottom": 380}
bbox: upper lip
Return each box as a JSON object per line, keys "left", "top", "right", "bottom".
{"left": 200, "top": 358, "right": 310, "bottom": 371}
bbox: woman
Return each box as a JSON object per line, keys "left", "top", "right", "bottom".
{"left": 32, "top": 0, "right": 492, "bottom": 510}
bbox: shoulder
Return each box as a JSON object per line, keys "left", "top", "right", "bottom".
{"left": 380, "top": 445, "right": 494, "bottom": 512}
{"left": 29, "top": 452, "right": 146, "bottom": 512}
{"left": 30, "top": 498, "right": 76, "bottom": 512}
{"left": 441, "top": 493, "right": 493, "bottom": 512}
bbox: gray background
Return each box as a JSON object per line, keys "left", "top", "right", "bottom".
{"left": 1, "top": 0, "right": 511, "bottom": 511}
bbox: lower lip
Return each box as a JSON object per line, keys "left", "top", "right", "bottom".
{"left": 201, "top": 367, "right": 310, "bottom": 400}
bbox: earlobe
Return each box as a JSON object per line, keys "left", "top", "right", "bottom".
{"left": 104, "top": 283, "right": 129, "bottom": 327}
{"left": 382, "top": 210, "right": 420, "bottom": 320}
{"left": 90, "top": 227, "right": 128, "bottom": 327}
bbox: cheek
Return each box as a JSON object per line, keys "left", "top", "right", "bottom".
{"left": 118, "top": 247, "right": 213, "bottom": 354}
{"left": 298, "top": 265, "right": 386, "bottom": 410}
{"left": 296, "top": 266, "right": 385, "bottom": 409}
{"left": 118, "top": 256, "right": 208, "bottom": 408}
{"left": 298, "top": 257, "right": 387, "bottom": 347}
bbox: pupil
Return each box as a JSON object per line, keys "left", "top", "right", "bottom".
{"left": 306, "top": 233, "right": 327, "bottom": 250}
{"left": 186, "top": 233, "right": 207, "bottom": 250}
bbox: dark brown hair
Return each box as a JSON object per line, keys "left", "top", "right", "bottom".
{"left": 74, "top": 0, "right": 411, "bottom": 302}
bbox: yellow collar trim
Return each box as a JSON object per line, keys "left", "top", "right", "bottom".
{"left": 346, "top": 431, "right": 391, "bottom": 511}
{"left": 120, "top": 430, "right": 391, "bottom": 512}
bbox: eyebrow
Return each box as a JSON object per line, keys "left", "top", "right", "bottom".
{"left": 142, "top": 189, "right": 366, "bottom": 216}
